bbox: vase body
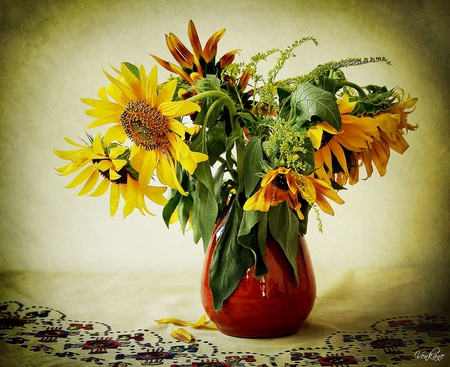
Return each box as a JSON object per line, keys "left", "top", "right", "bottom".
{"left": 200, "top": 214, "right": 316, "bottom": 338}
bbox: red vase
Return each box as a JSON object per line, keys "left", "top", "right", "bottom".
{"left": 201, "top": 213, "right": 316, "bottom": 338}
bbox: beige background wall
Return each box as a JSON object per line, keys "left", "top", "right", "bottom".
{"left": 0, "top": 0, "right": 449, "bottom": 294}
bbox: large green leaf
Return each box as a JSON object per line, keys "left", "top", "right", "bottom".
{"left": 238, "top": 210, "right": 267, "bottom": 278}
{"left": 243, "top": 137, "right": 263, "bottom": 197}
{"left": 277, "top": 87, "right": 292, "bottom": 121}
{"left": 297, "top": 136, "right": 315, "bottom": 175}
{"left": 162, "top": 192, "right": 181, "bottom": 228}
{"left": 178, "top": 194, "right": 194, "bottom": 235}
{"left": 290, "top": 83, "right": 341, "bottom": 131}
{"left": 209, "top": 205, "right": 254, "bottom": 311}
{"left": 192, "top": 181, "right": 218, "bottom": 248}
{"left": 204, "top": 121, "right": 227, "bottom": 164}
{"left": 190, "top": 134, "right": 216, "bottom": 197}
{"left": 267, "top": 201, "right": 300, "bottom": 283}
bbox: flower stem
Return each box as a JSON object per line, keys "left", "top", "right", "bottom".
{"left": 334, "top": 81, "right": 367, "bottom": 98}
{"left": 187, "top": 90, "right": 245, "bottom": 200}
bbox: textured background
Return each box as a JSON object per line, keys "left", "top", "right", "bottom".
{"left": 0, "top": 0, "right": 449, "bottom": 304}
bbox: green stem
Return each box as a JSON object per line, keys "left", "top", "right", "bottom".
{"left": 335, "top": 81, "right": 367, "bottom": 98}
{"left": 187, "top": 90, "right": 245, "bottom": 197}
{"left": 187, "top": 90, "right": 236, "bottom": 116}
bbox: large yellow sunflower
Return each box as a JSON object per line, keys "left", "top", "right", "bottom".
{"left": 348, "top": 90, "right": 418, "bottom": 183}
{"left": 54, "top": 133, "right": 168, "bottom": 217}
{"left": 81, "top": 64, "right": 208, "bottom": 195}
{"left": 308, "top": 94, "right": 379, "bottom": 185}
{"left": 151, "top": 20, "right": 239, "bottom": 85}
{"left": 243, "top": 167, "right": 343, "bottom": 219}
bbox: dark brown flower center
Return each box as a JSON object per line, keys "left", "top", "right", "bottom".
{"left": 319, "top": 131, "right": 334, "bottom": 149}
{"left": 272, "top": 173, "right": 289, "bottom": 191}
{"left": 120, "top": 100, "right": 169, "bottom": 151}
{"left": 92, "top": 159, "right": 128, "bottom": 184}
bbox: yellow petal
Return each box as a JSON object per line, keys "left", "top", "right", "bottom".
{"left": 308, "top": 127, "right": 323, "bottom": 150}
{"left": 105, "top": 124, "right": 127, "bottom": 145}
{"left": 187, "top": 20, "right": 202, "bottom": 57}
{"left": 76, "top": 170, "right": 100, "bottom": 196}
{"left": 155, "top": 315, "right": 217, "bottom": 330}
{"left": 89, "top": 178, "right": 110, "bottom": 197}
{"left": 109, "top": 146, "right": 127, "bottom": 159}
{"left": 156, "top": 154, "right": 187, "bottom": 195}
{"left": 95, "top": 160, "right": 113, "bottom": 172}
{"left": 109, "top": 183, "right": 120, "bottom": 217}
{"left": 102, "top": 67, "right": 137, "bottom": 102}
{"left": 168, "top": 119, "right": 188, "bottom": 139}
{"left": 108, "top": 168, "right": 121, "bottom": 181}
{"left": 144, "top": 186, "right": 168, "bottom": 206}
{"left": 203, "top": 28, "right": 226, "bottom": 62}
{"left": 171, "top": 328, "right": 194, "bottom": 343}
{"left": 121, "top": 63, "right": 143, "bottom": 101}
{"left": 112, "top": 159, "right": 128, "bottom": 172}
{"left": 64, "top": 165, "right": 95, "bottom": 189}
{"left": 139, "top": 150, "right": 157, "bottom": 191}
{"left": 156, "top": 79, "right": 177, "bottom": 106}
{"left": 92, "top": 133, "right": 105, "bottom": 155}
{"left": 159, "top": 100, "right": 200, "bottom": 118}
{"left": 145, "top": 66, "right": 158, "bottom": 107}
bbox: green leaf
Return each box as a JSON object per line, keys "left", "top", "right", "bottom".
{"left": 291, "top": 83, "right": 341, "bottom": 131}
{"left": 178, "top": 194, "right": 194, "bottom": 234}
{"left": 267, "top": 201, "right": 300, "bottom": 283}
{"left": 238, "top": 210, "right": 267, "bottom": 278}
{"left": 124, "top": 62, "right": 140, "bottom": 79}
{"left": 213, "top": 161, "right": 226, "bottom": 201}
{"left": 205, "top": 122, "right": 227, "bottom": 164}
{"left": 257, "top": 212, "right": 268, "bottom": 257}
{"left": 190, "top": 134, "right": 216, "bottom": 196}
{"left": 209, "top": 205, "right": 254, "bottom": 311}
{"left": 193, "top": 180, "right": 218, "bottom": 249}
{"left": 297, "top": 136, "right": 315, "bottom": 175}
{"left": 277, "top": 87, "right": 292, "bottom": 120}
{"left": 243, "top": 137, "right": 263, "bottom": 197}
{"left": 237, "top": 209, "right": 261, "bottom": 238}
{"left": 190, "top": 191, "right": 202, "bottom": 244}
{"left": 162, "top": 192, "right": 181, "bottom": 228}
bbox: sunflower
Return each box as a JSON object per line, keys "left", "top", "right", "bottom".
{"left": 81, "top": 64, "right": 208, "bottom": 195}
{"left": 54, "top": 133, "right": 168, "bottom": 217}
{"left": 243, "top": 167, "right": 343, "bottom": 219}
{"left": 151, "top": 20, "right": 239, "bottom": 85}
{"left": 308, "top": 94, "right": 380, "bottom": 185}
{"left": 348, "top": 90, "right": 418, "bottom": 184}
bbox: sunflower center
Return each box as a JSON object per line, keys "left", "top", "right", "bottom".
{"left": 121, "top": 100, "right": 169, "bottom": 151}
{"left": 272, "top": 173, "right": 290, "bottom": 191}
{"left": 319, "top": 131, "right": 334, "bottom": 149}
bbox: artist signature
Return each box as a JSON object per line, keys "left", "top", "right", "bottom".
{"left": 415, "top": 348, "right": 445, "bottom": 362}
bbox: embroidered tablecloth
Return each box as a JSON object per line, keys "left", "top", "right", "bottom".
{"left": 0, "top": 269, "right": 448, "bottom": 366}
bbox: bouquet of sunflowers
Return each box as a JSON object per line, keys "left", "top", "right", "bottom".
{"left": 55, "top": 21, "right": 417, "bottom": 310}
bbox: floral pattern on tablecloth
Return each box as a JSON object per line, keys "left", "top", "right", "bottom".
{"left": 0, "top": 301, "right": 448, "bottom": 366}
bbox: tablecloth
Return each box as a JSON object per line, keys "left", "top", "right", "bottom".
{"left": 0, "top": 267, "right": 449, "bottom": 366}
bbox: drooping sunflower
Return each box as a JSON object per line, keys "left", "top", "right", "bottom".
{"left": 151, "top": 20, "right": 239, "bottom": 86}
{"left": 243, "top": 167, "right": 344, "bottom": 219}
{"left": 308, "top": 94, "right": 380, "bottom": 185}
{"left": 54, "top": 133, "right": 168, "bottom": 217}
{"left": 348, "top": 90, "right": 418, "bottom": 184}
{"left": 81, "top": 64, "right": 208, "bottom": 195}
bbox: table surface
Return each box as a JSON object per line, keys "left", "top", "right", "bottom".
{"left": 0, "top": 267, "right": 449, "bottom": 366}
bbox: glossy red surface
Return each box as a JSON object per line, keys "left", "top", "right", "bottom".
{"left": 201, "top": 215, "right": 316, "bottom": 338}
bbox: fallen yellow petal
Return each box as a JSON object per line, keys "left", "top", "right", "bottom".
{"left": 171, "top": 328, "right": 194, "bottom": 343}
{"left": 155, "top": 314, "right": 217, "bottom": 330}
